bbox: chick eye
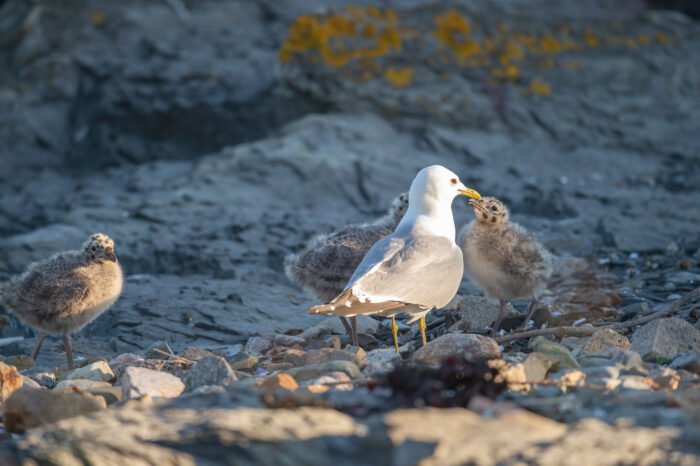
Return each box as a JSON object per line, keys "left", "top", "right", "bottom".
{"left": 450, "top": 178, "right": 457, "bottom": 185}
{"left": 91, "top": 245, "right": 97, "bottom": 251}
{"left": 490, "top": 206, "right": 498, "bottom": 211}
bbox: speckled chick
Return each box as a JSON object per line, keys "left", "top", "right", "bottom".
{"left": 284, "top": 193, "right": 409, "bottom": 344}
{"left": 458, "top": 197, "right": 552, "bottom": 336}
{"left": 0, "top": 233, "right": 123, "bottom": 368}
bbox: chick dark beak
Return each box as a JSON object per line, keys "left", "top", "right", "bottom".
{"left": 469, "top": 198, "right": 487, "bottom": 212}
{"left": 109, "top": 253, "right": 118, "bottom": 263}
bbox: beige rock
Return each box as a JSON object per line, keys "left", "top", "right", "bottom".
{"left": 179, "top": 347, "right": 215, "bottom": 362}
{"left": 3, "top": 355, "right": 35, "bottom": 371}
{"left": 0, "top": 361, "right": 23, "bottom": 404}
{"left": 86, "top": 386, "right": 123, "bottom": 405}
{"left": 307, "top": 371, "right": 353, "bottom": 391}
{"left": 121, "top": 367, "right": 185, "bottom": 400}
{"left": 413, "top": 334, "right": 501, "bottom": 364}
{"left": 55, "top": 379, "right": 111, "bottom": 392}
{"left": 65, "top": 361, "right": 114, "bottom": 382}
{"left": 258, "top": 373, "right": 298, "bottom": 391}
{"left": 3, "top": 387, "right": 104, "bottom": 433}
{"left": 489, "top": 359, "right": 528, "bottom": 391}
{"left": 226, "top": 352, "right": 259, "bottom": 370}
{"left": 20, "top": 375, "right": 41, "bottom": 390}
{"left": 283, "top": 348, "right": 368, "bottom": 368}
{"left": 285, "top": 361, "right": 362, "bottom": 382}
{"left": 583, "top": 329, "right": 631, "bottom": 354}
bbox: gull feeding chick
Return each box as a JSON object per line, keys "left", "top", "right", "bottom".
{"left": 0, "top": 233, "right": 123, "bottom": 369}
{"left": 285, "top": 193, "right": 409, "bottom": 345}
{"left": 458, "top": 197, "right": 553, "bottom": 336}
{"left": 308, "top": 165, "right": 481, "bottom": 352}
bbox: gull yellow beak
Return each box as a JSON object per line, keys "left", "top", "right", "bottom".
{"left": 458, "top": 186, "right": 482, "bottom": 200}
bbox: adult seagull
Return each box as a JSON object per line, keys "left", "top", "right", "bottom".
{"left": 308, "top": 165, "right": 481, "bottom": 352}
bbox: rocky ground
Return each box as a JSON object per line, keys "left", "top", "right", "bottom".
{"left": 0, "top": 0, "right": 699, "bottom": 464}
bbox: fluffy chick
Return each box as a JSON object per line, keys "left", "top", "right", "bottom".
{"left": 0, "top": 233, "right": 123, "bottom": 368}
{"left": 285, "top": 193, "right": 409, "bottom": 344}
{"left": 458, "top": 197, "right": 552, "bottom": 336}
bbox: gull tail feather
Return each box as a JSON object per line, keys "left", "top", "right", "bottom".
{"left": 307, "top": 289, "right": 405, "bottom": 316}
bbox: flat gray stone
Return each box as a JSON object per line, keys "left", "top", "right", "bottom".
{"left": 188, "top": 356, "right": 237, "bottom": 390}
{"left": 630, "top": 318, "right": 700, "bottom": 362}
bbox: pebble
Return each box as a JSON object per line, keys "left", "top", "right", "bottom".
{"left": 285, "top": 360, "right": 362, "bottom": 382}
{"left": 86, "top": 386, "right": 123, "bottom": 405}
{"left": 630, "top": 317, "right": 700, "bottom": 362}
{"left": 226, "top": 352, "right": 259, "bottom": 370}
{"left": 283, "top": 348, "right": 368, "bottom": 368}
{"left": 65, "top": 361, "right": 114, "bottom": 383}
{"left": 619, "top": 375, "right": 653, "bottom": 390}
{"left": 244, "top": 337, "right": 272, "bottom": 357}
{"left": 582, "top": 329, "right": 631, "bottom": 354}
{"left": 412, "top": 334, "right": 501, "bottom": 364}
{"left": 3, "top": 355, "right": 35, "bottom": 371}
{"left": 0, "top": 361, "right": 23, "bottom": 403}
{"left": 21, "top": 367, "right": 56, "bottom": 389}
{"left": 530, "top": 338, "right": 580, "bottom": 370}
{"left": 121, "top": 367, "right": 185, "bottom": 400}
{"left": 179, "top": 347, "right": 215, "bottom": 362}
{"left": 55, "top": 379, "right": 111, "bottom": 391}
{"left": 20, "top": 375, "right": 41, "bottom": 390}
{"left": 273, "top": 334, "right": 306, "bottom": 346}
{"left": 3, "top": 387, "right": 105, "bottom": 433}
{"left": 306, "top": 371, "right": 353, "bottom": 391}
{"left": 523, "top": 353, "right": 554, "bottom": 381}
{"left": 257, "top": 373, "right": 298, "bottom": 391}
{"left": 448, "top": 296, "right": 520, "bottom": 331}
{"left": 188, "top": 356, "right": 237, "bottom": 390}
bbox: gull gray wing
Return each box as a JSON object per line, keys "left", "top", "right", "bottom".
{"left": 344, "top": 235, "right": 406, "bottom": 291}
{"left": 351, "top": 234, "right": 463, "bottom": 309}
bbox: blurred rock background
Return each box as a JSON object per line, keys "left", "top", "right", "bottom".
{"left": 0, "top": 0, "right": 698, "bottom": 377}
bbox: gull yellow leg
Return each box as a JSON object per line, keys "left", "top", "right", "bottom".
{"left": 391, "top": 316, "right": 400, "bottom": 353}
{"left": 419, "top": 316, "right": 427, "bottom": 346}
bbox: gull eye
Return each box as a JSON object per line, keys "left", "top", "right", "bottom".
{"left": 490, "top": 206, "right": 498, "bottom": 211}
{"left": 91, "top": 245, "right": 97, "bottom": 252}
{"left": 450, "top": 178, "right": 457, "bottom": 185}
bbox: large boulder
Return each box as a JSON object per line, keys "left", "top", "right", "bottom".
{"left": 631, "top": 318, "right": 700, "bottom": 362}
{"left": 413, "top": 334, "right": 501, "bottom": 364}
{"left": 3, "top": 387, "right": 105, "bottom": 433}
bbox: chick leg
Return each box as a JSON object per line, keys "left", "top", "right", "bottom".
{"left": 350, "top": 315, "right": 359, "bottom": 346}
{"left": 419, "top": 316, "right": 427, "bottom": 346}
{"left": 391, "top": 316, "right": 400, "bottom": 353}
{"left": 339, "top": 317, "right": 352, "bottom": 337}
{"left": 62, "top": 333, "right": 74, "bottom": 369}
{"left": 516, "top": 298, "right": 539, "bottom": 331}
{"left": 31, "top": 331, "right": 46, "bottom": 361}
{"left": 490, "top": 300, "right": 507, "bottom": 338}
